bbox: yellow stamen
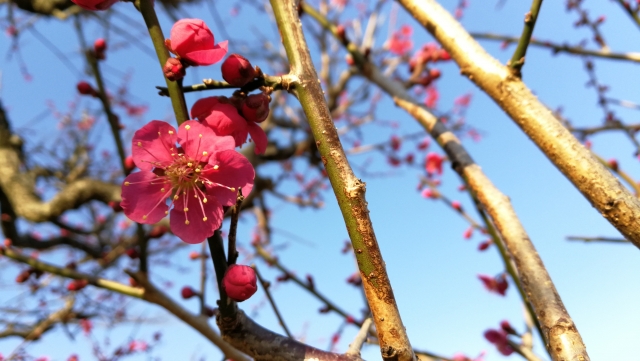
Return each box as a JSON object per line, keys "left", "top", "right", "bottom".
{"left": 124, "top": 182, "right": 130, "bottom": 186}
{"left": 213, "top": 165, "right": 219, "bottom": 170}
{"left": 168, "top": 130, "right": 174, "bottom": 134}
{"left": 184, "top": 208, "right": 189, "bottom": 211}
{"left": 202, "top": 151, "right": 208, "bottom": 156}
{"left": 185, "top": 220, "right": 190, "bottom": 225}
{"left": 142, "top": 215, "right": 147, "bottom": 220}
{"left": 185, "top": 125, "right": 191, "bottom": 130}
{"left": 203, "top": 217, "right": 208, "bottom": 221}
{"left": 203, "top": 198, "right": 208, "bottom": 203}
{"left": 137, "top": 142, "right": 142, "bottom": 147}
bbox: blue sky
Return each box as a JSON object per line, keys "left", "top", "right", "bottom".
{"left": 1, "top": 0, "right": 640, "bottom": 360}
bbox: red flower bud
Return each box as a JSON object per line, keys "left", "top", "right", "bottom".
{"left": 189, "top": 251, "right": 200, "bottom": 260}
{"left": 16, "top": 269, "right": 32, "bottom": 283}
{"left": 71, "top": 0, "right": 119, "bottom": 11}
{"left": 451, "top": 200, "right": 462, "bottom": 211}
{"left": 67, "top": 279, "right": 89, "bottom": 291}
{"left": 221, "top": 54, "right": 256, "bottom": 86}
{"left": 500, "top": 320, "right": 517, "bottom": 335}
{"left": 478, "top": 240, "right": 492, "bottom": 251}
{"left": 241, "top": 93, "right": 270, "bottom": 123}
{"left": 163, "top": 58, "right": 185, "bottom": 82}
{"left": 94, "top": 38, "right": 107, "bottom": 60}
{"left": 181, "top": 286, "right": 197, "bottom": 299}
{"left": 125, "top": 248, "right": 139, "bottom": 259}
{"left": 608, "top": 158, "right": 619, "bottom": 171}
{"left": 222, "top": 264, "right": 257, "bottom": 302}
{"left": 77, "top": 81, "right": 97, "bottom": 97}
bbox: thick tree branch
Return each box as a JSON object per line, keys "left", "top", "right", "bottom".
{"left": 399, "top": 0, "right": 640, "bottom": 253}
{"left": 272, "top": 1, "right": 415, "bottom": 360}
{"left": 397, "top": 1, "right": 594, "bottom": 360}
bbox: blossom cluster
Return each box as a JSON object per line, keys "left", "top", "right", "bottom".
{"left": 114, "top": 16, "right": 270, "bottom": 245}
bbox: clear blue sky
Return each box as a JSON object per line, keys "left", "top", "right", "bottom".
{"left": 1, "top": 0, "right": 639, "bottom": 360}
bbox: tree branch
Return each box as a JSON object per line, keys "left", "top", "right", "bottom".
{"left": 272, "top": 2, "right": 415, "bottom": 360}
{"left": 399, "top": 0, "right": 640, "bottom": 256}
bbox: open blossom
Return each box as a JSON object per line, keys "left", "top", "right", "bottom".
{"left": 167, "top": 19, "right": 228, "bottom": 66}
{"left": 425, "top": 152, "right": 445, "bottom": 175}
{"left": 121, "top": 120, "right": 254, "bottom": 244}
{"left": 191, "top": 96, "right": 267, "bottom": 154}
{"left": 387, "top": 25, "right": 413, "bottom": 55}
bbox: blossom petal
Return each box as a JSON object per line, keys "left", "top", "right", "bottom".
{"left": 247, "top": 122, "right": 267, "bottom": 155}
{"left": 185, "top": 41, "right": 228, "bottom": 66}
{"left": 170, "top": 187, "right": 223, "bottom": 244}
{"left": 205, "top": 149, "right": 255, "bottom": 206}
{"left": 203, "top": 102, "right": 245, "bottom": 136}
{"left": 177, "top": 120, "right": 215, "bottom": 163}
{"left": 121, "top": 171, "right": 171, "bottom": 224}
{"left": 131, "top": 120, "right": 177, "bottom": 170}
{"left": 170, "top": 19, "right": 214, "bottom": 56}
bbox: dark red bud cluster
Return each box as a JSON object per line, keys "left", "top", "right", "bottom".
{"left": 241, "top": 93, "right": 271, "bottom": 123}
{"left": 346, "top": 272, "right": 362, "bottom": 286}
{"left": 500, "top": 320, "right": 517, "bottom": 335}
{"left": 478, "top": 240, "right": 492, "bottom": 251}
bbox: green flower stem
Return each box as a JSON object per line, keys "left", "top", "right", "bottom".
{"left": 270, "top": 1, "right": 415, "bottom": 360}
{"left": 133, "top": 0, "right": 188, "bottom": 124}
{"left": 509, "top": 0, "right": 544, "bottom": 75}
{"left": 2, "top": 246, "right": 144, "bottom": 299}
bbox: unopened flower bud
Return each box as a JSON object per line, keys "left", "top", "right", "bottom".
{"left": 71, "top": 0, "right": 119, "bottom": 11}
{"left": 478, "top": 240, "right": 492, "bottom": 251}
{"left": 67, "top": 279, "right": 89, "bottom": 291}
{"left": 77, "top": 81, "right": 97, "bottom": 97}
{"left": 181, "top": 286, "right": 197, "bottom": 299}
{"left": 221, "top": 54, "right": 256, "bottom": 86}
{"left": 125, "top": 248, "right": 139, "bottom": 259}
{"left": 241, "top": 93, "right": 270, "bottom": 123}
{"left": 94, "top": 38, "right": 107, "bottom": 60}
{"left": 222, "top": 264, "right": 257, "bottom": 302}
{"left": 16, "top": 269, "right": 32, "bottom": 283}
{"left": 164, "top": 58, "right": 185, "bottom": 82}
{"left": 500, "top": 320, "right": 517, "bottom": 335}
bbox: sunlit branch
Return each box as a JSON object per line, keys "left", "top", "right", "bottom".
{"left": 2, "top": 247, "right": 144, "bottom": 298}
{"left": 471, "top": 33, "right": 640, "bottom": 64}
{"left": 400, "top": 0, "right": 640, "bottom": 259}
{"left": 397, "top": 1, "right": 594, "bottom": 359}
{"left": 274, "top": 2, "right": 415, "bottom": 359}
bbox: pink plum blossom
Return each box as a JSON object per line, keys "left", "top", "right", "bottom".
{"left": 425, "top": 152, "right": 445, "bottom": 175}
{"left": 121, "top": 120, "right": 254, "bottom": 244}
{"left": 168, "top": 19, "right": 228, "bottom": 66}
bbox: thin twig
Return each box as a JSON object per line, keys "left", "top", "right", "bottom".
{"left": 509, "top": 0, "right": 544, "bottom": 75}
{"left": 346, "top": 318, "right": 372, "bottom": 357}
{"left": 253, "top": 265, "right": 292, "bottom": 338}
{"left": 471, "top": 32, "right": 640, "bottom": 64}
{"left": 566, "top": 236, "right": 629, "bottom": 243}
{"left": 227, "top": 191, "right": 244, "bottom": 266}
